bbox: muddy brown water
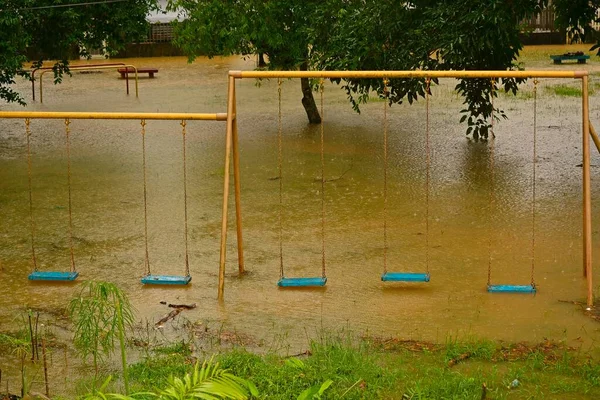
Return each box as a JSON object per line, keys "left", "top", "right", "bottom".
{"left": 1, "top": 56, "right": 600, "bottom": 392}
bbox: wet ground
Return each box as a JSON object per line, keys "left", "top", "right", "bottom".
{"left": 1, "top": 49, "right": 600, "bottom": 393}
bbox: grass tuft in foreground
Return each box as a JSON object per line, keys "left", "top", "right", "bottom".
{"left": 108, "top": 335, "right": 600, "bottom": 399}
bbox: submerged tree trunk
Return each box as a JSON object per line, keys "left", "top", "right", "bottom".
{"left": 300, "top": 63, "right": 321, "bottom": 124}
{"left": 258, "top": 52, "right": 267, "bottom": 67}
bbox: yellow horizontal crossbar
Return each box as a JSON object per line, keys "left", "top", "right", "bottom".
{"left": 230, "top": 70, "right": 587, "bottom": 79}
{"left": 0, "top": 111, "right": 228, "bottom": 121}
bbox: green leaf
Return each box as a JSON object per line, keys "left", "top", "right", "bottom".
{"left": 318, "top": 380, "right": 333, "bottom": 395}
{"left": 285, "top": 357, "right": 306, "bottom": 369}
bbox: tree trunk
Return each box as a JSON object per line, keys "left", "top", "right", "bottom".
{"left": 258, "top": 53, "right": 267, "bottom": 67}
{"left": 300, "top": 63, "right": 321, "bottom": 124}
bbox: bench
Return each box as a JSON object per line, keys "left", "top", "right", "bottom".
{"left": 550, "top": 53, "right": 590, "bottom": 64}
{"left": 118, "top": 67, "right": 159, "bottom": 78}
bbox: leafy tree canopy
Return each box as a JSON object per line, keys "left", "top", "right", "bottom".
{"left": 169, "top": 0, "right": 599, "bottom": 139}
{"left": 0, "top": 0, "right": 158, "bottom": 105}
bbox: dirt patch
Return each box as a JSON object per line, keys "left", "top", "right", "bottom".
{"left": 190, "top": 322, "right": 257, "bottom": 348}
{"left": 361, "top": 335, "right": 440, "bottom": 352}
{"left": 362, "top": 334, "right": 573, "bottom": 364}
{"left": 493, "top": 340, "right": 573, "bottom": 363}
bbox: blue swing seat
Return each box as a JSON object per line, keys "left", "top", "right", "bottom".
{"left": 29, "top": 271, "right": 79, "bottom": 281}
{"left": 278, "top": 277, "right": 327, "bottom": 287}
{"left": 141, "top": 275, "right": 191, "bottom": 285}
{"left": 381, "top": 272, "right": 430, "bottom": 282}
{"left": 487, "top": 284, "right": 536, "bottom": 294}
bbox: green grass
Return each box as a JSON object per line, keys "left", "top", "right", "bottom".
{"left": 127, "top": 349, "right": 193, "bottom": 392}
{"left": 150, "top": 339, "right": 193, "bottom": 356}
{"left": 546, "top": 84, "right": 585, "bottom": 97}
{"left": 115, "top": 337, "right": 600, "bottom": 399}
{"left": 543, "top": 82, "right": 600, "bottom": 97}
{"left": 0, "top": 331, "right": 30, "bottom": 352}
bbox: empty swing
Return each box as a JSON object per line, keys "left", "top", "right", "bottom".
{"left": 276, "top": 78, "right": 327, "bottom": 288}
{"left": 487, "top": 78, "right": 537, "bottom": 294}
{"left": 27, "top": 118, "right": 79, "bottom": 281}
{"left": 381, "top": 78, "right": 431, "bottom": 283}
{"left": 140, "top": 120, "right": 192, "bottom": 285}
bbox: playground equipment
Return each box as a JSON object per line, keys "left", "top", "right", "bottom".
{"left": 486, "top": 79, "right": 538, "bottom": 294}
{"left": 140, "top": 119, "right": 192, "bottom": 285}
{"left": 39, "top": 65, "right": 139, "bottom": 103}
{"left": 25, "top": 118, "right": 78, "bottom": 281}
{"left": 30, "top": 63, "right": 129, "bottom": 101}
{"left": 380, "top": 77, "right": 431, "bottom": 283}
{"left": 0, "top": 111, "right": 227, "bottom": 284}
{"left": 275, "top": 78, "right": 328, "bottom": 288}
{"left": 221, "top": 70, "right": 593, "bottom": 308}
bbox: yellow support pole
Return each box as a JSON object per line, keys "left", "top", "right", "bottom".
{"left": 219, "top": 76, "right": 236, "bottom": 300}
{"left": 231, "top": 80, "right": 245, "bottom": 275}
{"left": 0, "top": 111, "right": 227, "bottom": 121}
{"left": 582, "top": 76, "right": 593, "bottom": 309}
{"left": 230, "top": 70, "right": 587, "bottom": 80}
{"left": 39, "top": 65, "right": 140, "bottom": 103}
{"left": 589, "top": 121, "right": 600, "bottom": 155}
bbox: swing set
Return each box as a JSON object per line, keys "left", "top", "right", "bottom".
{"left": 222, "top": 69, "right": 594, "bottom": 308}
{"left": 0, "top": 70, "right": 594, "bottom": 308}
{"left": 2, "top": 111, "right": 227, "bottom": 285}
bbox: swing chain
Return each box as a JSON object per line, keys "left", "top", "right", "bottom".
{"left": 181, "top": 120, "right": 191, "bottom": 277}
{"left": 531, "top": 78, "right": 539, "bottom": 287}
{"left": 425, "top": 77, "right": 431, "bottom": 275}
{"left": 382, "top": 78, "right": 389, "bottom": 275}
{"left": 277, "top": 78, "right": 284, "bottom": 279}
{"left": 25, "top": 118, "right": 38, "bottom": 272}
{"left": 319, "top": 78, "right": 326, "bottom": 279}
{"left": 64, "top": 119, "right": 76, "bottom": 273}
{"left": 487, "top": 79, "right": 496, "bottom": 286}
{"left": 140, "top": 119, "right": 151, "bottom": 276}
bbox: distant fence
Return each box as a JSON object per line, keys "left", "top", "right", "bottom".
{"left": 522, "top": 8, "right": 556, "bottom": 32}
{"left": 143, "top": 23, "right": 175, "bottom": 43}
{"left": 523, "top": 7, "right": 600, "bottom": 34}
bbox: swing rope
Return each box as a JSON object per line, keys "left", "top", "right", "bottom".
{"left": 487, "top": 79, "right": 496, "bottom": 287}
{"left": 382, "top": 78, "right": 389, "bottom": 275}
{"left": 25, "top": 118, "right": 38, "bottom": 272}
{"left": 381, "top": 78, "right": 431, "bottom": 281}
{"left": 275, "top": 78, "right": 327, "bottom": 285}
{"left": 319, "top": 78, "right": 326, "bottom": 279}
{"left": 181, "top": 120, "right": 191, "bottom": 278}
{"left": 425, "top": 78, "right": 431, "bottom": 276}
{"left": 64, "top": 119, "right": 76, "bottom": 273}
{"left": 487, "top": 78, "right": 537, "bottom": 292}
{"left": 140, "top": 119, "right": 151, "bottom": 276}
{"left": 277, "top": 78, "right": 284, "bottom": 280}
{"left": 530, "top": 79, "right": 538, "bottom": 287}
{"left": 139, "top": 119, "right": 191, "bottom": 284}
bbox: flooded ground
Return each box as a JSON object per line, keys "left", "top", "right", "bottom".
{"left": 1, "top": 50, "right": 600, "bottom": 393}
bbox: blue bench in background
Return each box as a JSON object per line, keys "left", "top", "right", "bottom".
{"left": 550, "top": 53, "right": 590, "bottom": 64}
